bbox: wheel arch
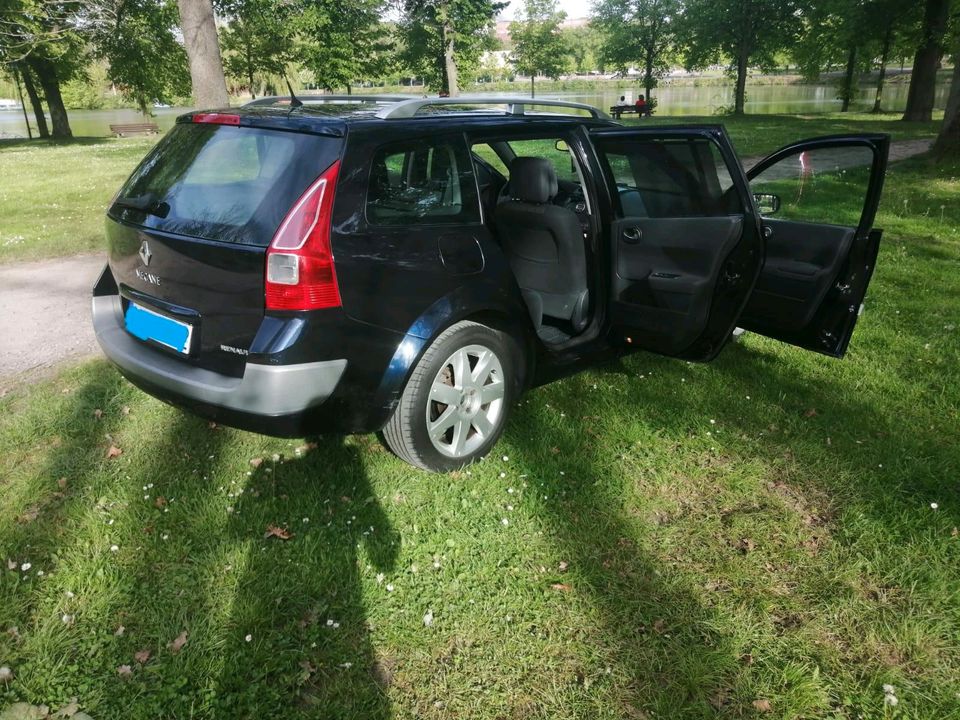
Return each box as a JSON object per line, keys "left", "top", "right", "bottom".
{"left": 369, "top": 294, "right": 536, "bottom": 431}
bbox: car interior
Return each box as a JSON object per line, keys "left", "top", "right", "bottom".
{"left": 471, "top": 137, "right": 595, "bottom": 347}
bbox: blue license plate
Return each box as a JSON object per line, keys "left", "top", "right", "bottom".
{"left": 124, "top": 302, "right": 193, "bottom": 354}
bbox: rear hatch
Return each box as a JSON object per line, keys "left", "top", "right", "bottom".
{"left": 106, "top": 114, "right": 343, "bottom": 376}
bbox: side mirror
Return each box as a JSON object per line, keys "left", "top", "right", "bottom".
{"left": 554, "top": 139, "right": 570, "bottom": 152}
{"left": 753, "top": 192, "right": 781, "bottom": 215}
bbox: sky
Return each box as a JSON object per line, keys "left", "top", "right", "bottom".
{"left": 497, "top": 0, "right": 592, "bottom": 20}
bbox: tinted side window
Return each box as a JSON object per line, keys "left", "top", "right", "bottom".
{"left": 750, "top": 145, "right": 874, "bottom": 226}
{"left": 597, "top": 137, "right": 741, "bottom": 219}
{"left": 366, "top": 138, "right": 480, "bottom": 226}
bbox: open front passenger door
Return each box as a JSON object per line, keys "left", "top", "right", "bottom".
{"left": 737, "top": 134, "right": 890, "bottom": 357}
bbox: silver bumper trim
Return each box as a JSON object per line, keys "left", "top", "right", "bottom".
{"left": 92, "top": 295, "right": 346, "bottom": 416}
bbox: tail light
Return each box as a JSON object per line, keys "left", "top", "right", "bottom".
{"left": 265, "top": 160, "right": 341, "bottom": 311}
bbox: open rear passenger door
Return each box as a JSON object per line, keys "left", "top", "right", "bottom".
{"left": 737, "top": 134, "right": 890, "bottom": 357}
{"left": 591, "top": 127, "right": 763, "bottom": 361}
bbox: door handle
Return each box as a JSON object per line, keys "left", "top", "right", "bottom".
{"left": 622, "top": 226, "right": 643, "bottom": 243}
{"left": 762, "top": 224, "right": 774, "bottom": 239}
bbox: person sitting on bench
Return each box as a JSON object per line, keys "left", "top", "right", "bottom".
{"left": 635, "top": 94, "right": 650, "bottom": 117}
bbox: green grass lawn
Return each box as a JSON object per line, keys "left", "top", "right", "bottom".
{"left": 1, "top": 119, "right": 959, "bottom": 718}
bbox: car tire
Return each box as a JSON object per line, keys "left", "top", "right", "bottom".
{"left": 382, "top": 320, "right": 517, "bottom": 472}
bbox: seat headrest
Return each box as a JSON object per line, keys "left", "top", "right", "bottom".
{"left": 508, "top": 157, "right": 559, "bottom": 204}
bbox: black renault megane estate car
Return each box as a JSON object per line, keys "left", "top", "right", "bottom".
{"left": 92, "top": 95, "right": 889, "bottom": 471}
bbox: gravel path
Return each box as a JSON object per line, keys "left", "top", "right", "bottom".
{"left": 740, "top": 138, "right": 932, "bottom": 170}
{"left": 0, "top": 139, "right": 934, "bottom": 390}
{"left": 0, "top": 253, "right": 105, "bottom": 392}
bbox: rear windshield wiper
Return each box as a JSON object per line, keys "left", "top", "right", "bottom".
{"left": 112, "top": 195, "right": 170, "bottom": 219}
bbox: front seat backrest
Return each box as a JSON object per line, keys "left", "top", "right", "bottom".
{"left": 494, "top": 157, "right": 589, "bottom": 332}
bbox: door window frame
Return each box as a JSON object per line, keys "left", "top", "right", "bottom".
{"left": 746, "top": 135, "right": 887, "bottom": 239}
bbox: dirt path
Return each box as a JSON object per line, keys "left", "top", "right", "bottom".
{"left": 0, "top": 139, "right": 934, "bottom": 391}
{"left": 0, "top": 254, "right": 104, "bottom": 392}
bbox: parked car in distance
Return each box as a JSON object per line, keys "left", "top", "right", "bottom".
{"left": 92, "top": 95, "right": 889, "bottom": 472}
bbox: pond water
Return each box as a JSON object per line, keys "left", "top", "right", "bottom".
{"left": 0, "top": 79, "right": 951, "bottom": 138}
{"left": 559, "top": 79, "right": 951, "bottom": 116}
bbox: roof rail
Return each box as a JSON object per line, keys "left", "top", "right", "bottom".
{"left": 244, "top": 94, "right": 414, "bottom": 108}
{"left": 374, "top": 96, "right": 610, "bottom": 120}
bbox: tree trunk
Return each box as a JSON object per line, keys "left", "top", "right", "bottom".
{"left": 530, "top": 74, "right": 535, "bottom": 98}
{"left": 902, "top": 0, "right": 950, "bottom": 121}
{"left": 18, "top": 66, "right": 49, "bottom": 138}
{"left": 442, "top": 21, "right": 459, "bottom": 97}
{"left": 644, "top": 52, "right": 654, "bottom": 100}
{"left": 840, "top": 46, "right": 857, "bottom": 112}
{"left": 245, "top": 33, "right": 255, "bottom": 99}
{"left": 12, "top": 68, "right": 33, "bottom": 139}
{"left": 932, "top": 59, "right": 960, "bottom": 158}
{"left": 178, "top": 0, "right": 230, "bottom": 108}
{"left": 734, "top": 46, "right": 749, "bottom": 115}
{"left": 873, "top": 25, "right": 892, "bottom": 113}
{"left": 27, "top": 57, "right": 71, "bottom": 138}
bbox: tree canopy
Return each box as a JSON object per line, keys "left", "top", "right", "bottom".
{"left": 681, "top": 0, "right": 799, "bottom": 114}
{"left": 509, "top": 0, "right": 568, "bottom": 97}
{"left": 398, "top": 0, "right": 504, "bottom": 96}
{"left": 593, "top": 0, "right": 680, "bottom": 98}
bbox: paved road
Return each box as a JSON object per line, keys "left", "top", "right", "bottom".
{"left": 0, "top": 139, "right": 935, "bottom": 390}
{"left": 0, "top": 253, "right": 104, "bottom": 391}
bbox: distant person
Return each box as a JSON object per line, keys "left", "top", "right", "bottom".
{"left": 635, "top": 94, "right": 650, "bottom": 117}
{"left": 616, "top": 95, "right": 630, "bottom": 107}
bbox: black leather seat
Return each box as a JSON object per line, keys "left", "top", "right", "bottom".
{"left": 494, "top": 157, "right": 589, "bottom": 332}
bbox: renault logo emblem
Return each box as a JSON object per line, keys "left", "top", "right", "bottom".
{"left": 139, "top": 240, "right": 152, "bottom": 266}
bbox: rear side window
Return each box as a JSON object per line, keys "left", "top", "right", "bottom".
{"left": 112, "top": 123, "right": 341, "bottom": 246}
{"left": 366, "top": 137, "right": 480, "bottom": 226}
{"left": 596, "top": 137, "right": 741, "bottom": 218}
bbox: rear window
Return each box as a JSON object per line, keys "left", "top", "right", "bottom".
{"left": 111, "top": 123, "right": 341, "bottom": 246}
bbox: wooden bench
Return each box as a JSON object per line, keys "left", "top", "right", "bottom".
{"left": 609, "top": 105, "right": 654, "bottom": 120}
{"left": 110, "top": 123, "right": 160, "bottom": 137}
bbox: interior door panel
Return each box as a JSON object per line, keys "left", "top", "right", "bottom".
{"left": 590, "top": 126, "right": 763, "bottom": 361}
{"left": 612, "top": 216, "right": 744, "bottom": 350}
{"left": 737, "top": 134, "right": 890, "bottom": 357}
{"left": 744, "top": 220, "right": 854, "bottom": 330}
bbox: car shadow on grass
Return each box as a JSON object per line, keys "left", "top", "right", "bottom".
{"left": 500, "top": 335, "right": 959, "bottom": 714}
{"left": 1, "top": 372, "right": 398, "bottom": 718}
{"left": 212, "top": 438, "right": 399, "bottom": 717}
{"left": 502, "top": 400, "right": 753, "bottom": 717}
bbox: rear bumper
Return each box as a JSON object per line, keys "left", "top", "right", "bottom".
{"left": 92, "top": 294, "right": 347, "bottom": 419}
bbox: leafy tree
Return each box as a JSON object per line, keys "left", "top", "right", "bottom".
{"left": 0, "top": 0, "right": 83, "bottom": 136}
{"left": 563, "top": 24, "right": 602, "bottom": 74}
{"left": 680, "top": 0, "right": 799, "bottom": 115}
{"left": 97, "top": 0, "right": 191, "bottom": 112}
{"left": 296, "top": 0, "right": 390, "bottom": 93}
{"left": 177, "top": 0, "right": 230, "bottom": 107}
{"left": 793, "top": 0, "right": 920, "bottom": 113}
{"left": 220, "top": 0, "right": 294, "bottom": 97}
{"left": 509, "top": 0, "right": 569, "bottom": 97}
{"left": 593, "top": 0, "right": 679, "bottom": 100}
{"left": 902, "top": 0, "right": 952, "bottom": 121}
{"left": 399, "top": 0, "right": 504, "bottom": 95}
